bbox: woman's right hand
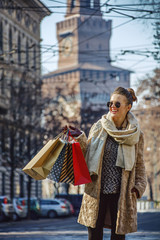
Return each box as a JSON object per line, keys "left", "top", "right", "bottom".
{"left": 69, "top": 125, "right": 82, "bottom": 137}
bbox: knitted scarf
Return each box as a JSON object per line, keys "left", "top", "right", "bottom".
{"left": 85, "top": 112, "right": 140, "bottom": 173}
{"left": 101, "top": 112, "right": 140, "bottom": 171}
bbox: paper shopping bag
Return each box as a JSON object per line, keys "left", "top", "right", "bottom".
{"left": 23, "top": 137, "right": 65, "bottom": 180}
{"left": 72, "top": 142, "right": 92, "bottom": 185}
{"left": 47, "top": 143, "right": 75, "bottom": 184}
{"left": 47, "top": 143, "right": 68, "bottom": 182}
{"left": 59, "top": 143, "right": 74, "bottom": 184}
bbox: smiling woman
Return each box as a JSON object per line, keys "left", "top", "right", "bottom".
{"left": 108, "top": 87, "right": 137, "bottom": 129}
{"left": 65, "top": 86, "right": 147, "bottom": 240}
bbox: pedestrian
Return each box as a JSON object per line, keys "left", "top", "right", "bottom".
{"left": 68, "top": 86, "right": 147, "bottom": 240}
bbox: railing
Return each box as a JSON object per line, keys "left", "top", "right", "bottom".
{"left": 137, "top": 200, "right": 160, "bottom": 212}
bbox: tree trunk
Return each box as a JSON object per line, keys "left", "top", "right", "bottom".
{"left": 27, "top": 176, "right": 32, "bottom": 219}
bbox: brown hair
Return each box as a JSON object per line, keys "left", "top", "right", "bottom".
{"left": 112, "top": 87, "right": 137, "bottom": 106}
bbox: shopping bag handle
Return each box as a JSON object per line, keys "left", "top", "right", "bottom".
{"left": 63, "top": 129, "right": 77, "bottom": 142}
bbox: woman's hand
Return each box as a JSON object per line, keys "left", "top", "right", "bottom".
{"left": 131, "top": 187, "right": 139, "bottom": 198}
{"left": 62, "top": 125, "right": 82, "bottom": 137}
{"left": 69, "top": 125, "right": 82, "bottom": 137}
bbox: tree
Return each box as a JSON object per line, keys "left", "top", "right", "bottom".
{"left": 135, "top": 68, "right": 160, "bottom": 201}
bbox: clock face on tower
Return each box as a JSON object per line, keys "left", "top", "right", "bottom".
{"left": 61, "top": 37, "right": 73, "bottom": 57}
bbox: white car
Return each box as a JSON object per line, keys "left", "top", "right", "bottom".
{"left": 0, "top": 196, "right": 14, "bottom": 221}
{"left": 12, "top": 198, "right": 27, "bottom": 221}
{"left": 39, "top": 198, "right": 70, "bottom": 218}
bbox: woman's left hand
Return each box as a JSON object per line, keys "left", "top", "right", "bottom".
{"left": 131, "top": 187, "right": 139, "bottom": 198}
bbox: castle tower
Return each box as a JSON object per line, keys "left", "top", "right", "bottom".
{"left": 42, "top": 0, "right": 131, "bottom": 135}
{"left": 57, "top": 0, "right": 110, "bottom": 69}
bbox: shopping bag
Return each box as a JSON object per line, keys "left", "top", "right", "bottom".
{"left": 72, "top": 142, "right": 92, "bottom": 185}
{"left": 23, "top": 135, "right": 65, "bottom": 180}
{"left": 47, "top": 135, "right": 92, "bottom": 185}
{"left": 47, "top": 143, "right": 68, "bottom": 182}
{"left": 48, "top": 143, "right": 74, "bottom": 184}
{"left": 59, "top": 143, "right": 74, "bottom": 184}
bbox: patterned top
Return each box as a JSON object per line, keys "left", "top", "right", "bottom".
{"left": 101, "top": 135, "right": 122, "bottom": 194}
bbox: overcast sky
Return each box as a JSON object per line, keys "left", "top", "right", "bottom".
{"left": 40, "top": 0, "right": 159, "bottom": 89}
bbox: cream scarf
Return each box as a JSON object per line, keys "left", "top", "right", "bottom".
{"left": 101, "top": 111, "right": 140, "bottom": 171}
{"left": 86, "top": 112, "right": 140, "bottom": 173}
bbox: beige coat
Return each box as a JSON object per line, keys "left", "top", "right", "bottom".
{"left": 77, "top": 120, "right": 147, "bottom": 235}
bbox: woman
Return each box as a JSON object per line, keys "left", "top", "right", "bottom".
{"left": 68, "top": 87, "right": 147, "bottom": 240}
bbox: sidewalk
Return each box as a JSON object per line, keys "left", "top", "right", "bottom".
{"left": 0, "top": 230, "right": 160, "bottom": 240}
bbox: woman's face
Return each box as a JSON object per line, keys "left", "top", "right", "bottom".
{"left": 109, "top": 94, "right": 131, "bottom": 123}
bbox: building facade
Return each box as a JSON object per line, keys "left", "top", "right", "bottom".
{"left": 0, "top": 0, "right": 50, "bottom": 199}
{"left": 42, "top": 0, "right": 131, "bottom": 137}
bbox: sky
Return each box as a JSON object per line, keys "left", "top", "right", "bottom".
{"left": 40, "top": 0, "right": 159, "bottom": 90}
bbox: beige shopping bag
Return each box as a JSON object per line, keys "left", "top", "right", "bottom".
{"left": 23, "top": 135, "right": 65, "bottom": 180}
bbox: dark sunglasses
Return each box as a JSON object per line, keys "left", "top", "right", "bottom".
{"left": 107, "top": 101, "right": 121, "bottom": 108}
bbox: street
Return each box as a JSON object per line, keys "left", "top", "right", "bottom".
{"left": 0, "top": 212, "right": 160, "bottom": 240}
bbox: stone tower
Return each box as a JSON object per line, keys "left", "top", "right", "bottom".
{"left": 42, "top": 0, "right": 131, "bottom": 134}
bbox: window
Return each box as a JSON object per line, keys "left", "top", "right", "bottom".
{"left": 25, "top": 14, "right": 30, "bottom": 28}
{"left": 26, "top": 40, "right": 29, "bottom": 68}
{"left": 1, "top": 69, "right": 5, "bottom": 95}
{"left": 16, "top": 7, "right": 22, "bottom": 22}
{"left": 9, "top": 28, "right": 12, "bottom": 52}
{"left": 99, "top": 44, "right": 102, "bottom": 50}
{"left": 0, "top": 21, "right": 3, "bottom": 55}
{"left": 17, "top": 34, "right": 21, "bottom": 64}
{"left": 19, "top": 174, "right": 24, "bottom": 197}
{"left": 36, "top": 181, "right": 38, "bottom": 198}
{"left": 90, "top": 0, "right": 94, "bottom": 8}
{"left": 96, "top": 71, "right": 99, "bottom": 78}
{"left": 2, "top": 172, "right": 5, "bottom": 195}
{"left": 86, "top": 43, "right": 89, "bottom": 49}
{"left": 33, "top": 21, "right": 37, "bottom": 34}
{"left": 40, "top": 200, "right": 59, "bottom": 205}
{"left": 33, "top": 45, "right": 36, "bottom": 70}
{"left": 8, "top": 0, "right": 14, "bottom": 15}
{"left": 1, "top": 125, "right": 5, "bottom": 153}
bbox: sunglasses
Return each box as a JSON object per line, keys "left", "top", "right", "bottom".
{"left": 107, "top": 101, "right": 121, "bottom": 108}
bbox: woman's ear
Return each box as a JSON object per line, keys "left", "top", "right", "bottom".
{"left": 127, "top": 104, "right": 132, "bottom": 112}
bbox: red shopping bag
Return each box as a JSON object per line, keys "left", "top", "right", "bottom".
{"left": 72, "top": 142, "right": 92, "bottom": 185}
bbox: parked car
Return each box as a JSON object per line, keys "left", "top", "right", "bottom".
{"left": 55, "top": 194, "right": 83, "bottom": 215}
{"left": 58, "top": 198, "right": 74, "bottom": 216}
{"left": 19, "top": 197, "right": 40, "bottom": 220}
{"left": 0, "top": 196, "right": 14, "bottom": 221}
{"left": 12, "top": 198, "right": 27, "bottom": 221}
{"left": 39, "top": 198, "right": 70, "bottom": 218}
